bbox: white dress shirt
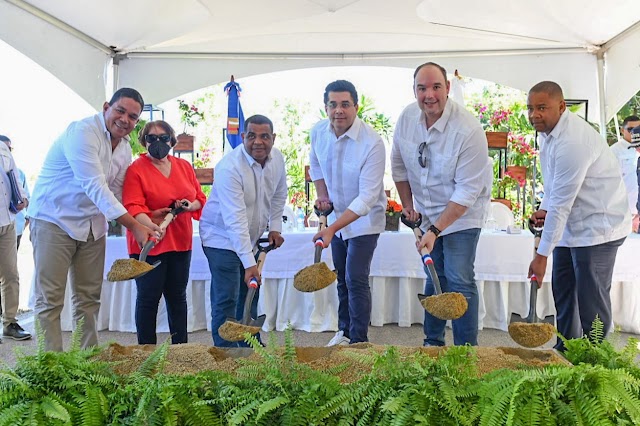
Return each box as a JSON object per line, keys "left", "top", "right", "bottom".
{"left": 0, "top": 142, "right": 27, "bottom": 227}
{"left": 15, "top": 168, "right": 30, "bottom": 235}
{"left": 309, "top": 118, "right": 386, "bottom": 239}
{"left": 537, "top": 110, "right": 631, "bottom": 257}
{"left": 199, "top": 145, "right": 287, "bottom": 268}
{"left": 610, "top": 139, "right": 639, "bottom": 215}
{"left": 28, "top": 113, "right": 131, "bottom": 241}
{"left": 391, "top": 101, "right": 491, "bottom": 235}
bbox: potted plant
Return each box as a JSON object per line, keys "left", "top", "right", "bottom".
{"left": 506, "top": 133, "right": 537, "bottom": 179}
{"left": 492, "top": 170, "right": 525, "bottom": 210}
{"left": 192, "top": 146, "right": 214, "bottom": 185}
{"left": 385, "top": 199, "right": 402, "bottom": 231}
{"left": 175, "top": 99, "right": 205, "bottom": 152}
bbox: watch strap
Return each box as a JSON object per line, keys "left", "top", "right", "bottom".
{"left": 428, "top": 224, "right": 441, "bottom": 237}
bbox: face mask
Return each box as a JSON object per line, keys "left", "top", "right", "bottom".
{"left": 147, "top": 141, "right": 171, "bottom": 159}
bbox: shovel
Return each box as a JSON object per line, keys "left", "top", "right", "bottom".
{"left": 218, "top": 238, "right": 275, "bottom": 342}
{"left": 293, "top": 204, "right": 337, "bottom": 292}
{"left": 401, "top": 214, "right": 468, "bottom": 320}
{"left": 508, "top": 220, "right": 555, "bottom": 347}
{"left": 106, "top": 202, "right": 187, "bottom": 281}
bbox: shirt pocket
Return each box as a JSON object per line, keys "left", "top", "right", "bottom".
{"left": 432, "top": 154, "right": 456, "bottom": 183}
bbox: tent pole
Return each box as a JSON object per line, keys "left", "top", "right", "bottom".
{"left": 596, "top": 51, "right": 608, "bottom": 139}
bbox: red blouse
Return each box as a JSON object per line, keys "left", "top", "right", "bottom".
{"left": 123, "top": 154, "right": 207, "bottom": 255}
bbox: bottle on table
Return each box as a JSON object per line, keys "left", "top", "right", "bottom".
{"left": 296, "top": 207, "right": 306, "bottom": 231}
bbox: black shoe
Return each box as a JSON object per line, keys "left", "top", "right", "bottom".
{"left": 3, "top": 323, "right": 31, "bottom": 341}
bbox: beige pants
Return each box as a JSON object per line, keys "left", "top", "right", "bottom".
{"left": 0, "top": 222, "right": 19, "bottom": 328}
{"left": 31, "top": 219, "right": 105, "bottom": 352}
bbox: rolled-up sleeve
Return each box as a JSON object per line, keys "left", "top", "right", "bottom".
{"left": 309, "top": 127, "right": 323, "bottom": 182}
{"left": 348, "top": 137, "right": 386, "bottom": 216}
{"left": 63, "top": 124, "right": 126, "bottom": 220}
{"left": 391, "top": 126, "right": 409, "bottom": 183}
{"left": 450, "top": 127, "right": 489, "bottom": 208}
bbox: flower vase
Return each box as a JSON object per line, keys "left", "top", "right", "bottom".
{"left": 385, "top": 214, "right": 400, "bottom": 232}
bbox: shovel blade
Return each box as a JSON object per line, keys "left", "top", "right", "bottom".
{"left": 129, "top": 260, "right": 161, "bottom": 280}
{"left": 509, "top": 312, "right": 555, "bottom": 325}
{"left": 417, "top": 293, "right": 428, "bottom": 302}
{"left": 250, "top": 314, "right": 266, "bottom": 328}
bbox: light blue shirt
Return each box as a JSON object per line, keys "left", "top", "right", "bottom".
{"left": 391, "top": 100, "right": 491, "bottom": 235}
{"left": 29, "top": 113, "right": 131, "bottom": 241}
{"left": 14, "top": 168, "right": 30, "bottom": 235}
{"left": 309, "top": 117, "right": 386, "bottom": 239}
{"left": 199, "top": 145, "right": 287, "bottom": 268}
{"left": 537, "top": 110, "right": 631, "bottom": 256}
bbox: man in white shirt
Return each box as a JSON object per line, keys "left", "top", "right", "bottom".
{"left": 630, "top": 128, "right": 640, "bottom": 233}
{"left": 0, "top": 136, "right": 30, "bottom": 249}
{"left": 610, "top": 115, "right": 640, "bottom": 220}
{"left": 527, "top": 81, "right": 631, "bottom": 351}
{"left": 310, "top": 80, "right": 386, "bottom": 346}
{"left": 200, "top": 115, "right": 286, "bottom": 347}
{"left": 391, "top": 62, "right": 491, "bottom": 347}
{"left": 29, "top": 88, "right": 160, "bottom": 352}
{"left": 0, "top": 138, "right": 30, "bottom": 342}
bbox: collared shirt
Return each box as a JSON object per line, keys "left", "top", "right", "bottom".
{"left": 199, "top": 145, "right": 287, "bottom": 268}
{"left": 537, "top": 110, "right": 631, "bottom": 256}
{"left": 391, "top": 100, "right": 491, "bottom": 235}
{"left": 309, "top": 117, "right": 386, "bottom": 239}
{"left": 0, "top": 142, "right": 27, "bottom": 227}
{"left": 28, "top": 113, "right": 131, "bottom": 241}
{"left": 610, "top": 139, "right": 639, "bottom": 214}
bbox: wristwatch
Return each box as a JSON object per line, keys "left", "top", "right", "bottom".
{"left": 428, "top": 224, "right": 441, "bottom": 238}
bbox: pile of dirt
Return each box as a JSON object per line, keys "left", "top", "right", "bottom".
{"left": 96, "top": 343, "right": 569, "bottom": 382}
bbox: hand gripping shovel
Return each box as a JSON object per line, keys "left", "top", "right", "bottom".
{"left": 293, "top": 204, "right": 337, "bottom": 292}
{"left": 401, "top": 214, "right": 468, "bottom": 320}
{"left": 218, "top": 238, "right": 275, "bottom": 342}
{"left": 508, "top": 221, "right": 555, "bottom": 347}
{"left": 106, "top": 202, "right": 187, "bottom": 281}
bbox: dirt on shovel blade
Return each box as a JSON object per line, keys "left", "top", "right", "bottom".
{"left": 421, "top": 292, "right": 468, "bottom": 320}
{"left": 293, "top": 262, "right": 337, "bottom": 292}
{"left": 218, "top": 321, "right": 261, "bottom": 342}
{"left": 107, "top": 259, "right": 154, "bottom": 281}
{"left": 508, "top": 322, "right": 556, "bottom": 348}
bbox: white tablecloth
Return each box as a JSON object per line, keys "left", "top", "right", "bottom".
{"left": 57, "top": 231, "right": 640, "bottom": 335}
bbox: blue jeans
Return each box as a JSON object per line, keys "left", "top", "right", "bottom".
{"left": 331, "top": 233, "right": 379, "bottom": 343}
{"left": 204, "top": 247, "right": 260, "bottom": 347}
{"left": 132, "top": 250, "right": 190, "bottom": 345}
{"left": 551, "top": 237, "right": 625, "bottom": 351}
{"left": 423, "top": 228, "right": 481, "bottom": 346}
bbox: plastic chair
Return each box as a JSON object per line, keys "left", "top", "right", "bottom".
{"left": 490, "top": 202, "right": 515, "bottom": 229}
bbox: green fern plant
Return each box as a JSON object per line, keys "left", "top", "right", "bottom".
{"left": 0, "top": 320, "right": 117, "bottom": 426}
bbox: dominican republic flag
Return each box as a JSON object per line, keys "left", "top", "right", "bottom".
{"left": 224, "top": 77, "right": 244, "bottom": 149}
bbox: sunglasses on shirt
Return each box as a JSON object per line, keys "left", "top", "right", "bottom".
{"left": 144, "top": 134, "right": 171, "bottom": 144}
{"left": 418, "top": 141, "right": 427, "bottom": 168}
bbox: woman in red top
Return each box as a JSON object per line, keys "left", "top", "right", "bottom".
{"left": 123, "top": 120, "right": 207, "bottom": 344}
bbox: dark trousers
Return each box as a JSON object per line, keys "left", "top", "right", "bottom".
{"left": 132, "top": 250, "right": 191, "bottom": 345}
{"left": 204, "top": 247, "right": 260, "bottom": 347}
{"left": 552, "top": 237, "right": 625, "bottom": 351}
{"left": 331, "top": 233, "right": 379, "bottom": 344}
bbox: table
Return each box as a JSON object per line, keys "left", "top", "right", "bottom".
{"left": 56, "top": 230, "right": 640, "bottom": 335}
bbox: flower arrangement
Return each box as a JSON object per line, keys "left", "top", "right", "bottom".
{"left": 494, "top": 170, "right": 526, "bottom": 195}
{"left": 177, "top": 99, "right": 205, "bottom": 134}
{"left": 386, "top": 199, "right": 402, "bottom": 216}
{"left": 193, "top": 147, "right": 213, "bottom": 169}
{"left": 508, "top": 133, "right": 537, "bottom": 168}
{"left": 290, "top": 191, "right": 307, "bottom": 209}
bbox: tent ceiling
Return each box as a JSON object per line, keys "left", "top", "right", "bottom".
{"left": 2, "top": 0, "right": 640, "bottom": 122}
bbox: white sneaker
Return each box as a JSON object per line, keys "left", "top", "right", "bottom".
{"left": 326, "top": 330, "right": 350, "bottom": 347}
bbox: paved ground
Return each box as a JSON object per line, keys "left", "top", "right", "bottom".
{"left": 1, "top": 311, "right": 638, "bottom": 369}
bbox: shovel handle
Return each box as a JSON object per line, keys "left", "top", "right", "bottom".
{"left": 139, "top": 203, "right": 187, "bottom": 262}
{"left": 409, "top": 222, "right": 443, "bottom": 295}
{"left": 526, "top": 275, "right": 539, "bottom": 322}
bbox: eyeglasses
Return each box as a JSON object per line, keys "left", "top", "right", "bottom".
{"left": 326, "top": 101, "right": 354, "bottom": 110}
{"left": 144, "top": 134, "right": 171, "bottom": 144}
{"left": 624, "top": 126, "right": 637, "bottom": 133}
{"left": 418, "top": 142, "right": 427, "bottom": 168}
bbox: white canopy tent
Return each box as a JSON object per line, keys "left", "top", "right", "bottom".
{"left": 2, "top": 0, "right": 640, "bottom": 128}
